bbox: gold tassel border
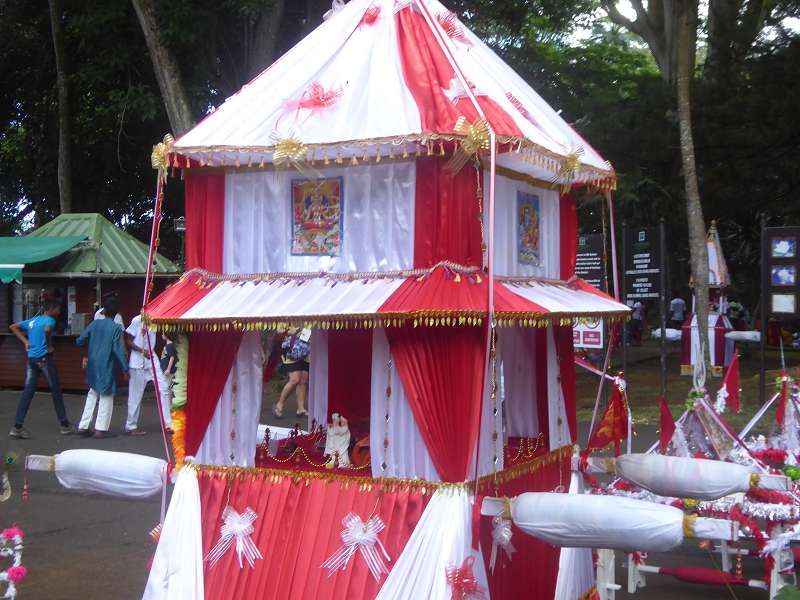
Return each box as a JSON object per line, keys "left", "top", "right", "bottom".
{"left": 184, "top": 444, "right": 573, "bottom": 495}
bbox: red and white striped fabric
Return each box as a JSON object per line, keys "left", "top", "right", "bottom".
{"left": 169, "top": 0, "right": 613, "bottom": 188}
{"left": 144, "top": 265, "right": 629, "bottom": 329}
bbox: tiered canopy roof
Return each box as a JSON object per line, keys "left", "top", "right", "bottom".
{"left": 170, "top": 0, "right": 614, "bottom": 189}
{"left": 143, "top": 264, "right": 629, "bottom": 330}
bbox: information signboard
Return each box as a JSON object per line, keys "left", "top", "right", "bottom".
{"left": 624, "top": 227, "right": 661, "bottom": 301}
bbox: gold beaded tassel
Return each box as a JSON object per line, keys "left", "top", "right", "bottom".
{"left": 475, "top": 164, "right": 487, "bottom": 270}
{"left": 490, "top": 325, "right": 500, "bottom": 495}
{"left": 229, "top": 363, "right": 238, "bottom": 463}
{"left": 382, "top": 357, "right": 392, "bottom": 475}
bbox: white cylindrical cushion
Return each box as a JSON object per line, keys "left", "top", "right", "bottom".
{"left": 616, "top": 454, "right": 752, "bottom": 500}
{"left": 512, "top": 493, "right": 685, "bottom": 552}
{"left": 55, "top": 450, "right": 166, "bottom": 499}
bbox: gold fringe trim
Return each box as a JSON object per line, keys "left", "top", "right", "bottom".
{"left": 143, "top": 265, "right": 630, "bottom": 332}
{"left": 169, "top": 132, "right": 616, "bottom": 190}
{"left": 184, "top": 445, "right": 573, "bottom": 494}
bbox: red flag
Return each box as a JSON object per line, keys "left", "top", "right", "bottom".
{"left": 777, "top": 369, "right": 789, "bottom": 426}
{"left": 659, "top": 397, "right": 676, "bottom": 453}
{"left": 588, "top": 375, "right": 629, "bottom": 456}
{"left": 722, "top": 353, "right": 741, "bottom": 414}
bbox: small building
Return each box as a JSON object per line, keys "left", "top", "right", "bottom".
{"left": 0, "top": 212, "right": 180, "bottom": 390}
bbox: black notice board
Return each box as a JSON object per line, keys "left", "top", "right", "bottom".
{"left": 763, "top": 226, "right": 800, "bottom": 317}
{"left": 575, "top": 233, "right": 606, "bottom": 291}
{"left": 624, "top": 227, "right": 661, "bottom": 300}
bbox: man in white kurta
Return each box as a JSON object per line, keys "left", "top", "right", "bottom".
{"left": 125, "top": 315, "right": 171, "bottom": 434}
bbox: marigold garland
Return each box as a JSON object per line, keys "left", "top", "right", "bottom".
{"left": 171, "top": 409, "right": 186, "bottom": 468}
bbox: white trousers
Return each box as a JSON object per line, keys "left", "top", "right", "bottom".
{"left": 79, "top": 389, "right": 114, "bottom": 432}
{"left": 126, "top": 366, "right": 172, "bottom": 431}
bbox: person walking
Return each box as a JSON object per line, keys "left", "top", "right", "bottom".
{"left": 76, "top": 296, "right": 129, "bottom": 438}
{"left": 9, "top": 299, "right": 73, "bottom": 439}
{"left": 274, "top": 327, "right": 311, "bottom": 418}
{"left": 124, "top": 314, "right": 171, "bottom": 435}
{"left": 158, "top": 333, "right": 178, "bottom": 432}
{"left": 93, "top": 291, "right": 124, "bottom": 329}
{"left": 669, "top": 295, "right": 687, "bottom": 330}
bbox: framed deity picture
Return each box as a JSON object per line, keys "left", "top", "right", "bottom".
{"left": 291, "top": 177, "right": 343, "bottom": 256}
{"left": 517, "top": 191, "right": 541, "bottom": 266}
{"left": 771, "top": 265, "right": 797, "bottom": 287}
{"left": 772, "top": 293, "right": 796, "bottom": 314}
{"left": 771, "top": 237, "right": 796, "bottom": 258}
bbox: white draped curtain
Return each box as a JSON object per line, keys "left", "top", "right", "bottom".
{"left": 308, "top": 330, "right": 329, "bottom": 430}
{"left": 547, "top": 327, "right": 573, "bottom": 448}
{"left": 223, "top": 163, "right": 416, "bottom": 274}
{"left": 499, "top": 326, "right": 539, "bottom": 438}
{"left": 375, "top": 489, "right": 488, "bottom": 600}
{"left": 195, "top": 332, "right": 263, "bottom": 467}
{"left": 370, "top": 329, "right": 439, "bottom": 480}
{"left": 554, "top": 472, "right": 597, "bottom": 600}
{"left": 143, "top": 468, "right": 204, "bottom": 600}
{"left": 487, "top": 174, "right": 561, "bottom": 278}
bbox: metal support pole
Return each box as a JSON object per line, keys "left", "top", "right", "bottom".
{"left": 760, "top": 214, "right": 767, "bottom": 405}
{"left": 621, "top": 221, "right": 628, "bottom": 378}
{"left": 659, "top": 218, "right": 667, "bottom": 399}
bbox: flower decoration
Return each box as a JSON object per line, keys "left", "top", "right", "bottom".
{"left": 359, "top": 5, "right": 381, "bottom": 27}
{"left": 446, "top": 556, "right": 486, "bottom": 599}
{"left": 449, "top": 116, "right": 491, "bottom": 174}
{"left": 321, "top": 512, "right": 390, "bottom": 582}
{"left": 206, "top": 506, "right": 262, "bottom": 569}
{"left": 5, "top": 567, "right": 25, "bottom": 584}
{"left": 171, "top": 408, "right": 187, "bottom": 468}
{"left": 550, "top": 145, "right": 583, "bottom": 194}
{"left": 150, "top": 133, "right": 174, "bottom": 183}
{"left": 0, "top": 526, "right": 25, "bottom": 599}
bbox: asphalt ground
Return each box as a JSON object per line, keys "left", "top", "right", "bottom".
{"left": 0, "top": 387, "right": 775, "bottom": 600}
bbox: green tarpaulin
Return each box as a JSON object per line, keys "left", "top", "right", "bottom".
{"left": 0, "top": 235, "right": 86, "bottom": 283}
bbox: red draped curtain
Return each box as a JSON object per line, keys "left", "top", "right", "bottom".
{"left": 480, "top": 450, "right": 572, "bottom": 600}
{"left": 553, "top": 326, "right": 577, "bottom": 443}
{"left": 185, "top": 331, "right": 243, "bottom": 456}
{"left": 559, "top": 191, "right": 577, "bottom": 280}
{"left": 386, "top": 325, "right": 487, "bottom": 482}
{"left": 327, "top": 329, "right": 373, "bottom": 423}
{"left": 198, "top": 471, "right": 429, "bottom": 600}
{"left": 413, "top": 158, "right": 483, "bottom": 269}
{"left": 184, "top": 173, "right": 225, "bottom": 272}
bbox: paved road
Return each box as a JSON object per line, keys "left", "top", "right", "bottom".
{"left": 0, "top": 390, "right": 774, "bottom": 599}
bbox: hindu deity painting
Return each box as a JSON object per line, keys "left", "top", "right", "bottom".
{"left": 291, "top": 177, "right": 343, "bottom": 256}
{"left": 517, "top": 191, "right": 541, "bottom": 266}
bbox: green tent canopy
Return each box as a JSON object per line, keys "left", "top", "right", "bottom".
{"left": 0, "top": 235, "right": 86, "bottom": 283}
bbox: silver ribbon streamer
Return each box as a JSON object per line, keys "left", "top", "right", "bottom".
{"left": 321, "top": 512, "right": 390, "bottom": 582}
{"left": 205, "top": 506, "right": 263, "bottom": 569}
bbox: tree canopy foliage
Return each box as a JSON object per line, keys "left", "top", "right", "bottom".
{"left": 0, "top": 0, "right": 798, "bottom": 306}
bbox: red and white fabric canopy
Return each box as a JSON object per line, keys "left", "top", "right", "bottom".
{"left": 144, "top": 264, "right": 629, "bottom": 329}
{"left": 170, "top": 0, "right": 614, "bottom": 188}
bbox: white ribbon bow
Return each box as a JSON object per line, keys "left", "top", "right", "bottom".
{"left": 205, "top": 506, "right": 263, "bottom": 569}
{"left": 489, "top": 516, "right": 515, "bottom": 573}
{"left": 321, "top": 512, "right": 390, "bottom": 581}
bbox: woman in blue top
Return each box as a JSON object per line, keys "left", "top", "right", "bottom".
{"left": 9, "top": 299, "right": 72, "bottom": 439}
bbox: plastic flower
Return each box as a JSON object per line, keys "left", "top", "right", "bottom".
{"left": 2, "top": 527, "right": 24, "bottom": 540}
{"left": 6, "top": 565, "right": 27, "bottom": 583}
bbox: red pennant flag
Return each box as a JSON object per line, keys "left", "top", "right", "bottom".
{"left": 659, "top": 397, "right": 676, "bottom": 454}
{"left": 777, "top": 369, "right": 789, "bottom": 426}
{"left": 588, "top": 375, "right": 629, "bottom": 456}
{"left": 722, "top": 353, "right": 741, "bottom": 414}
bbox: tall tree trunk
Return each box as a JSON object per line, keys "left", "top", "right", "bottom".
{"left": 48, "top": 0, "right": 72, "bottom": 214}
{"left": 131, "top": 0, "right": 193, "bottom": 135}
{"left": 676, "top": 3, "right": 710, "bottom": 369}
{"left": 247, "top": 0, "right": 287, "bottom": 80}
